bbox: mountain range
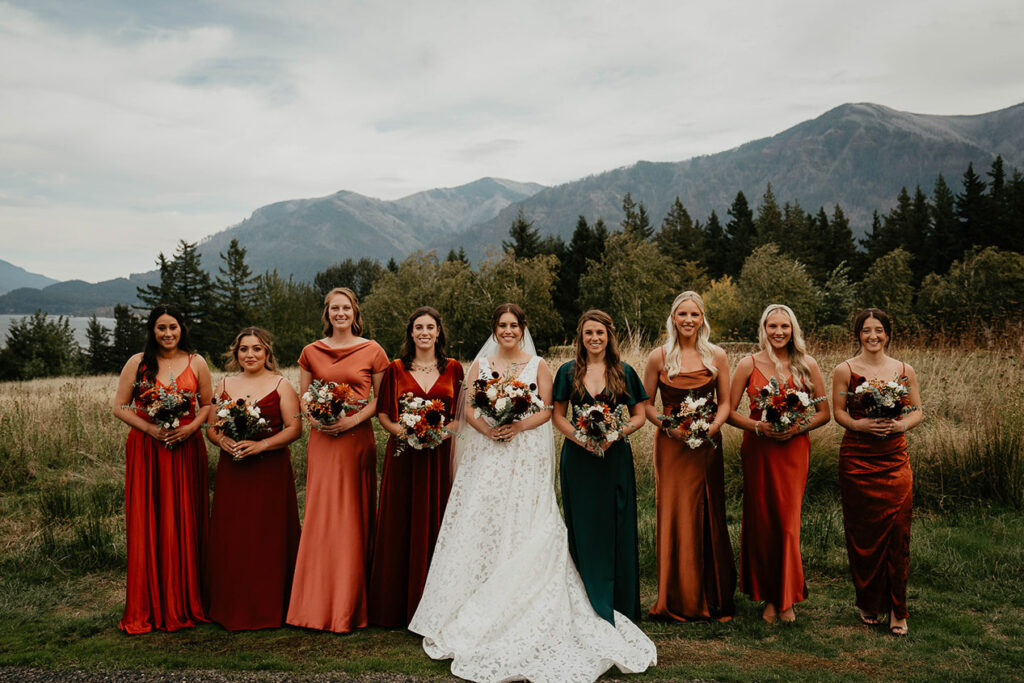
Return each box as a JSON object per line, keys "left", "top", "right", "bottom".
{"left": 0, "top": 260, "right": 59, "bottom": 295}
{"left": 2, "top": 100, "right": 1022, "bottom": 315}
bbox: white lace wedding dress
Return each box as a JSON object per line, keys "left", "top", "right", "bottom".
{"left": 408, "top": 355, "right": 657, "bottom": 683}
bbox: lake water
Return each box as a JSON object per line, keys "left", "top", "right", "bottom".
{"left": 0, "top": 314, "right": 117, "bottom": 347}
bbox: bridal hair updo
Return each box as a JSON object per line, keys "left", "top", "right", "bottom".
{"left": 853, "top": 308, "right": 893, "bottom": 351}
{"left": 321, "top": 287, "right": 364, "bottom": 336}
{"left": 400, "top": 306, "right": 448, "bottom": 374}
{"left": 135, "top": 305, "right": 194, "bottom": 389}
{"left": 758, "top": 303, "right": 814, "bottom": 393}
{"left": 223, "top": 327, "right": 280, "bottom": 373}
{"left": 572, "top": 309, "right": 627, "bottom": 401}
{"left": 663, "top": 291, "right": 719, "bottom": 379}
{"left": 490, "top": 303, "right": 528, "bottom": 338}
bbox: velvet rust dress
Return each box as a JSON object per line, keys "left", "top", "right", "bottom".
{"left": 839, "top": 362, "right": 913, "bottom": 620}
{"left": 648, "top": 364, "right": 736, "bottom": 622}
{"left": 206, "top": 378, "right": 301, "bottom": 631}
{"left": 119, "top": 356, "right": 209, "bottom": 634}
{"left": 367, "top": 358, "right": 464, "bottom": 628}
{"left": 285, "top": 339, "right": 389, "bottom": 633}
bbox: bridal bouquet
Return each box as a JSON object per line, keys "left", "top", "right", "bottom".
{"left": 395, "top": 393, "right": 450, "bottom": 454}
{"left": 470, "top": 372, "right": 546, "bottom": 426}
{"left": 214, "top": 396, "right": 270, "bottom": 447}
{"left": 571, "top": 395, "right": 631, "bottom": 457}
{"left": 753, "top": 376, "right": 825, "bottom": 432}
{"left": 133, "top": 376, "right": 194, "bottom": 429}
{"left": 302, "top": 379, "right": 367, "bottom": 425}
{"left": 847, "top": 376, "right": 917, "bottom": 420}
{"left": 659, "top": 392, "right": 716, "bottom": 449}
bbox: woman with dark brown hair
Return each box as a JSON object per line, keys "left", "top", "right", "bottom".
{"left": 205, "top": 327, "right": 301, "bottom": 630}
{"left": 367, "top": 307, "right": 464, "bottom": 627}
{"left": 552, "top": 309, "right": 648, "bottom": 624}
{"left": 832, "top": 309, "right": 922, "bottom": 636}
{"left": 286, "top": 287, "right": 389, "bottom": 633}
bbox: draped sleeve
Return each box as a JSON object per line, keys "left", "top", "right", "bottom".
{"left": 377, "top": 360, "right": 402, "bottom": 421}
{"left": 552, "top": 361, "right": 576, "bottom": 403}
{"left": 369, "top": 342, "right": 389, "bottom": 374}
{"left": 622, "top": 363, "right": 649, "bottom": 406}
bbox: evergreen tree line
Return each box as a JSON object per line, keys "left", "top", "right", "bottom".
{"left": 1, "top": 156, "right": 1021, "bottom": 380}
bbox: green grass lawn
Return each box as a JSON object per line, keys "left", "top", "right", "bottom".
{"left": 3, "top": 493, "right": 1021, "bottom": 682}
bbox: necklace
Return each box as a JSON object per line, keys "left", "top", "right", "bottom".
{"left": 411, "top": 360, "right": 438, "bottom": 374}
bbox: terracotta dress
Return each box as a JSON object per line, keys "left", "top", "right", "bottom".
{"left": 554, "top": 361, "right": 647, "bottom": 624}
{"left": 649, "top": 365, "right": 736, "bottom": 622}
{"left": 367, "top": 358, "right": 464, "bottom": 627}
{"left": 119, "top": 356, "right": 209, "bottom": 634}
{"left": 839, "top": 363, "right": 913, "bottom": 620}
{"left": 206, "top": 378, "right": 301, "bottom": 630}
{"left": 286, "top": 339, "right": 389, "bottom": 633}
{"left": 739, "top": 366, "right": 809, "bottom": 612}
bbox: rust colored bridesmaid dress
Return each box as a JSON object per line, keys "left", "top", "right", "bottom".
{"left": 206, "top": 378, "right": 300, "bottom": 630}
{"left": 739, "top": 366, "right": 809, "bottom": 613}
{"left": 285, "top": 339, "right": 389, "bottom": 633}
{"left": 649, "top": 366, "right": 736, "bottom": 622}
{"left": 839, "top": 363, "right": 913, "bottom": 620}
{"left": 119, "top": 356, "right": 209, "bottom": 634}
{"left": 367, "top": 358, "right": 464, "bottom": 627}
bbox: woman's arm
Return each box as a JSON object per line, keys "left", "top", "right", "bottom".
{"left": 504, "top": 360, "right": 553, "bottom": 439}
{"left": 112, "top": 354, "right": 166, "bottom": 439}
{"left": 708, "top": 347, "right": 731, "bottom": 438}
{"left": 642, "top": 347, "right": 662, "bottom": 427}
{"left": 890, "top": 363, "right": 924, "bottom": 433}
{"left": 727, "top": 355, "right": 759, "bottom": 433}
{"left": 232, "top": 380, "right": 305, "bottom": 459}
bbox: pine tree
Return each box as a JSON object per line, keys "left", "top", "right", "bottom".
{"left": 702, "top": 210, "right": 729, "bottom": 278}
{"left": 724, "top": 192, "right": 755, "bottom": 275}
{"left": 313, "top": 258, "right": 386, "bottom": 300}
{"left": 85, "top": 315, "right": 115, "bottom": 374}
{"left": 557, "top": 216, "right": 607, "bottom": 336}
{"left": 906, "top": 186, "right": 933, "bottom": 282}
{"left": 930, "top": 174, "right": 959, "bottom": 273}
{"left": 502, "top": 208, "right": 541, "bottom": 258}
{"left": 387, "top": 257, "right": 399, "bottom": 273}
{"left": 827, "top": 205, "right": 860, "bottom": 277}
{"left": 446, "top": 247, "right": 469, "bottom": 263}
{"left": 956, "top": 162, "right": 989, "bottom": 257}
{"left": 655, "top": 197, "right": 704, "bottom": 263}
{"left": 136, "top": 240, "right": 214, "bottom": 351}
{"left": 754, "top": 184, "right": 785, "bottom": 248}
{"left": 1006, "top": 169, "right": 1024, "bottom": 253}
{"left": 621, "top": 192, "right": 653, "bottom": 240}
{"left": 212, "top": 238, "right": 258, "bottom": 350}
{"left": 111, "top": 304, "right": 145, "bottom": 367}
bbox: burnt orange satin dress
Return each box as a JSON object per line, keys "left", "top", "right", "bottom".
{"left": 649, "top": 367, "right": 736, "bottom": 621}
{"left": 739, "top": 366, "right": 809, "bottom": 612}
{"left": 839, "top": 364, "right": 913, "bottom": 619}
{"left": 120, "top": 356, "right": 209, "bottom": 634}
{"left": 286, "top": 339, "right": 389, "bottom": 633}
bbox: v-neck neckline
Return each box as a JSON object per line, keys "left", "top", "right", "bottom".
{"left": 410, "top": 363, "right": 443, "bottom": 395}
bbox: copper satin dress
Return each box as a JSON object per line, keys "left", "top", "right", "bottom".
{"left": 739, "top": 366, "right": 809, "bottom": 612}
{"left": 649, "top": 365, "right": 736, "bottom": 621}
{"left": 119, "top": 356, "right": 209, "bottom": 634}
{"left": 839, "top": 363, "right": 913, "bottom": 620}
{"left": 206, "top": 379, "right": 300, "bottom": 630}
{"left": 286, "top": 340, "right": 389, "bottom": 633}
{"left": 367, "top": 358, "right": 464, "bottom": 627}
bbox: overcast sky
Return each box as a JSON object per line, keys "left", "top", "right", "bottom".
{"left": 2, "top": 0, "right": 1023, "bottom": 283}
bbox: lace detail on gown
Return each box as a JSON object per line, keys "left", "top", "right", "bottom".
{"left": 408, "top": 356, "right": 656, "bottom": 683}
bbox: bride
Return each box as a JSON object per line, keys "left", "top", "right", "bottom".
{"left": 408, "top": 303, "right": 657, "bottom": 683}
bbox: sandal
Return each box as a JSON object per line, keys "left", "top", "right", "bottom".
{"left": 858, "top": 611, "right": 880, "bottom": 626}
{"left": 889, "top": 624, "right": 908, "bottom": 637}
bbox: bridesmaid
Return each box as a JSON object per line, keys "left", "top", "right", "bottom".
{"left": 552, "top": 309, "right": 647, "bottom": 623}
{"left": 832, "top": 309, "right": 922, "bottom": 637}
{"left": 286, "top": 287, "right": 389, "bottom": 633}
{"left": 112, "top": 305, "right": 212, "bottom": 633}
{"left": 644, "top": 291, "right": 736, "bottom": 622}
{"left": 367, "top": 307, "right": 464, "bottom": 627}
{"left": 728, "top": 304, "right": 830, "bottom": 623}
{"left": 205, "top": 327, "right": 301, "bottom": 631}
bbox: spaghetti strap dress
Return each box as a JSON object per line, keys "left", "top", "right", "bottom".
{"left": 119, "top": 355, "right": 209, "bottom": 634}
{"left": 206, "top": 377, "right": 300, "bottom": 630}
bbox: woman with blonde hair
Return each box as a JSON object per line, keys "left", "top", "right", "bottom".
{"left": 728, "top": 304, "right": 830, "bottom": 622}
{"left": 205, "top": 327, "right": 301, "bottom": 630}
{"left": 286, "top": 287, "right": 389, "bottom": 633}
{"left": 644, "top": 291, "right": 736, "bottom": 621}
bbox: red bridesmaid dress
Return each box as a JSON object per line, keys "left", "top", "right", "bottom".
{"left": 367, "top": 358, "right": 464, "bottom": 627}
{"left": 739, "top": 365, "right": 809, "bottom": 613}
{"left": 839, "top": 362, "right": 913, "bottom": 620}
{"left": 286, "top": 340, "right": 389, "bottom": 633}
{"left": 206, "top": 378, "right": 301, "bottom": 630}
{"left": 119, "top": 355, "right": 209, "bottom": 634}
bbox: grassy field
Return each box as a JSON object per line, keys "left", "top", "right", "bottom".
{"left": 1, "top": 341, "right": 1022, "bottom": 681}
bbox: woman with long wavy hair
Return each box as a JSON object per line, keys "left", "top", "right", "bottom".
{"left": 728, "top": 304, "right": 830, "bottom": 622}
{"left": 552, "top": 309, "right": 648, "bottom": 624}
{"left": 112, "top": 305, "right": 213, "bottom": 633}
{"left": 644, "top": 291, "right": 736, "bottom": 622}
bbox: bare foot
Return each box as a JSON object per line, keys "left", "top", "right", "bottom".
{"left": 779, "top": 606, "right": 796, "bottom": 623}
{"left": 858, "top": 609, "right": 879, "bottom": 626}
{"left": 890, "top": 611, "right": 908, "bottom": 636}
{"left": 762, "top": 603, "right": 777, "bottom": 622}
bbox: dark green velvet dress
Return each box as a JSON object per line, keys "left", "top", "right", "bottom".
{"left": 554, "top": 360, "right": 647, "bottom": 625}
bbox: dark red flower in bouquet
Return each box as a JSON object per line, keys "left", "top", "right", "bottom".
{"left": 852, "top": 375, "right": 867, "bottom": 389}
{"left": 424, "top": 409, "right": 442, "bottom": 427}
{"left": 474, "top": 391, "right": 489, "bottom": 408}
{"left": 235, "top": 398, "right": 246, "bottom": 407}
{"left": 785, "top": 392, "right": 801, "bottom": 408}
{"left": 766, "top": 406, "right": 781, "bottom": 424}
{"left": 760, "top": 387, "right": 770, "bottom": 398}
{"left": 512, "top": 395, "right": 530, "bottom": 413}
{"left": 492, "top": 371, "right": 500, "bottom": 379}
{"left": 529, "top": 383, "right": 537, "bottom": 391}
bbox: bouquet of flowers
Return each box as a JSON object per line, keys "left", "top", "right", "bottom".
{"left": 302, "top": 379, "right": 367, "bottom": 425}
{"left": 395, "top": 392, "right": 450, "bottom": 455}
{"left": 571, "top": 395, "right": 631, "bottom": 457}
{"left": 659, "top": 392, "right": 717, "bottom": 449}
{"left": 133, "top": 376, "right": 194, "bottom": 430}
{"left": 847, "top": 376, "right": 917, "bottom": 419}
{"left": 470, "top": 372, "right": 546, "bottom": 426}
{"left": 214, "top": 396, "right": 270, "bottom": 446}
{"left": 753, "top": 376, "right": 825, "bottom": 433}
